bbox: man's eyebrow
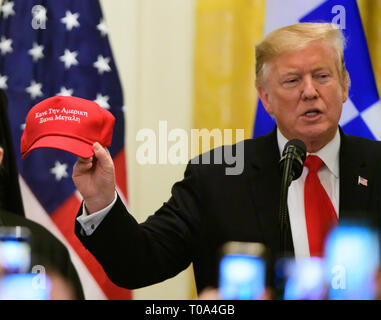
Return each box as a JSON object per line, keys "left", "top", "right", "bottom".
{"left": 279, "top": 66, "right": 332, "bottom": 77}
{"left": 279, "top": 71, "right": 300, "bottom": 79}
{"left": 312, "top": 66, "right": 332, "bottom": 73}
{"left": 281, "top": 71, "right": 299, "bottom": 75}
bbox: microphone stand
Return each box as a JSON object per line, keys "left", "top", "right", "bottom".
{"left": 276, "top": 140, "right": 306, "bottom": 299}
{"left": 279, "top": 148, "right": 296, "bottom": 257}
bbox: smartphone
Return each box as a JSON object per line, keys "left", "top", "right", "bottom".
{"left": 324, "top": 222, "right": 380, "bottom": 300}
{"left": 0, "top": 273, "right": 51, "bottom": 300}
{"left": 280, "top": 257, "right": 326, "bottom": 300}
{"left": 0, "top": 227, "right": 31, "bottom": 274}
{"left": 219, "top": 241, "right": 266, "bottom": 300}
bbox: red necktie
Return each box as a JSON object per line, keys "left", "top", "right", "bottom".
{"left": 304, "top": 155, "right": 338, "bottom": 257}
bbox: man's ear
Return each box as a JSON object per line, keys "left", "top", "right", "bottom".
{"left": 257, "top": 86, "right": 273, "bottom": 115}
{"left": 0, "top": 147, "right": 3, "bottom": 165}
{"left": 342, "top": 84, "right": 349, "bottom": 104}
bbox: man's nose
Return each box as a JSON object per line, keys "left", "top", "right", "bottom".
{"left": 301, "top": 76, "right": 319, "bottom": 100}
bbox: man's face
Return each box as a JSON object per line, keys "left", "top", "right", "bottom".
{"left": 257, "top": 41, "right": 348, "bottom": 152}
{"left": 0, "top": 147, "right": 3, "bottom": 165}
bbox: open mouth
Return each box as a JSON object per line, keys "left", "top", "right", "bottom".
{"left": 304, "top": 110, "right": 321, "bottom": 117}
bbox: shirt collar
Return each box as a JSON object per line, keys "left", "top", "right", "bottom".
{"left": 277, "top": 128, "right": 340, "bottom": 178}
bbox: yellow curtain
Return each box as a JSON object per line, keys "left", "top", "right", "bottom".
{"left": 193, "top": 0, "right": 265, "bottom": 154}
{"left": 190, "top": 1, "right": 265, "bottom": 297}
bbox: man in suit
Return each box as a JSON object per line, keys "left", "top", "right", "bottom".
{"left": 0, "top": 91, "right": 84, "bottom": 299}
{"left": 73, "top": 22, "right": 381, "bottom": 294}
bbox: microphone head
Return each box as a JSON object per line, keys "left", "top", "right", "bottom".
{"left": 280, "top": 139, "right": 307, "bottom": 181}
{"left": 283, "top": 139, "right": 307, "bottom": 157}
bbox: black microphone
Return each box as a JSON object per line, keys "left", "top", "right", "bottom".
{"left": 279, "top": 139, "right": 307, "bottom": 185}
{"left": 278, "top": 139, "right": 307, "bottom": 256}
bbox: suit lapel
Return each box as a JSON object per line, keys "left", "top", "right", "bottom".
{"left": 339, "top": 130, "right": 372, "bottom": 222}
{"left": 245, "top": 128, "right": 294, "bottom": 256}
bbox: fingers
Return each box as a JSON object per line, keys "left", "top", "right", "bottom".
{"left": 73, "top": 142, "right": 113, "bottom": 177}
{"left": 0, "top": 147, "right": 3, "bottom": 165}
{"left": 76, "top": 156, "right": 93, "bottom": 164}
{"left": 73, "top": 156, "right": 93, "bottom": 175}
{"left": 198, "top": 287, "right": 221, "bottom": 300}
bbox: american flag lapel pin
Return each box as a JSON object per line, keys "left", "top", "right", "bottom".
{"left": 358, "top": 176, "right": 368, "bottom": 187}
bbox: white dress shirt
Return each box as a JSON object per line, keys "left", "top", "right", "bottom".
{"left": 77, "top": 191, "right": 117, "bottom": 236}
{"left": 78, "top": 129, "right": 341, "bottom": 258}
{"left": 277, "top": 129, "right": 340, "bottom": 258}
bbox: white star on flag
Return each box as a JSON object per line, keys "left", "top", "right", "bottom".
{"left": 0, "top": 74, "right": 8, "bottom": 89}
{"left": 61, "top": 10, "right": 80, "bottom": 31}
{"left": 1, "top": 1, "right": 15, "bottom": 18}
{"left": 20, "top": 123, "right": 26, "bottom": 131}
{"left": 59, "top": 49, "right": 79, "bottom": 69}
{"left": 56, "top": 86, "right": 74, "bottom": 96}
{"left": 26, "top": 80, "right": 43, "bottom": 100}
{"left": 94, "top": 93, "right": 110, "bottom": 109}
{"left": 28, "top": 42, "right": 45, "bottom": 62}
{"left": 50, "top": 161, "right": 69, "bottom": 181}
{"left": 93, "top": 55, "right": 111, "bottom": 74}
{"left": 0, "top": 36, "right": 13, "bottom": 55}
{"left": 96, "top": 19, "right": 108, "bottom": 37}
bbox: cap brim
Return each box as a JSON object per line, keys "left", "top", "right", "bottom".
{"left": 22, "top": 135, "right": 95, "bottom": 159}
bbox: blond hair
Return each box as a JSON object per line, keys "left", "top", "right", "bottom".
{"left": 255, "top": 23, "right": 350, "bottom": 88}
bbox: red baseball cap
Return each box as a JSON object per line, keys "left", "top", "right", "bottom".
{"left": 21, "top": 96, "right": 115, "bottom": 159}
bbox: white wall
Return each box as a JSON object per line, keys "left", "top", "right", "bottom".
{"left": 100, "top": 0, "right": 196, "bottom": 299}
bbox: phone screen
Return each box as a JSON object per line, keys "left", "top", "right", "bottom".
{"left": 219, "top": 252, "right": 266, "bottom": 300}
{"left": 0, "top": 274, "right": 51, "bottom": 300}
{"left": 281, "top": 257, "right": 326, "bottom": 300}
{"left": 324, "top": 224, "right": 380, "bottom": 300}
{"left": 0, "top": 239, "right": 31, "bottom": 273}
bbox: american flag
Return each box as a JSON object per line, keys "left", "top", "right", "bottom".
{"left": 253, "top": 0, "right": 381, "bottom": 141}
{"left": 358, "top": 176, "right": 368, "bottom": 187}
{"left": 0, "top": 0, "right": 131, "bottom": 299}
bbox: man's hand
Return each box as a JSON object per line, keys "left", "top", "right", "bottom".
{"left": 72, "top": 142, "right": 116, "bottom": 214}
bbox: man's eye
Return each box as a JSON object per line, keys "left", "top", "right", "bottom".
{"left": 283, "top": 78, "right": 298, "bottom": 87}
{"left": 285, "top": 79, "right": 297, "bottom": 84}
{"left": 317, "top": 74, "right": 329, "bottom": 79}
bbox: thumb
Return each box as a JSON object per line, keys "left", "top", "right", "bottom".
{"left": 92, "top": 142, "right": 112, "bottom": 168}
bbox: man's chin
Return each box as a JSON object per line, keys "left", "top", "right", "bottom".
{"left": 299, "top": 122, "right": 332, "bottom": 137}
{"left": 279, "top": 123, "right": 336, "bottom": 142}
{"left": 296, "top": 126, "right": 337, "bottom": 150}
